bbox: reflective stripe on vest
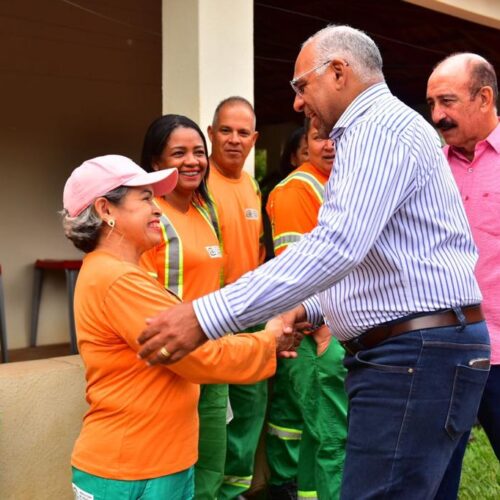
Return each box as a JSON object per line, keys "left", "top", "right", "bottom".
{"left": 204, "top": 194, "right": 222, "bottom": 243}
{"left": 194, "top": 202, "right": 224, "bottom": 288}
{"left": 298, "top": 490, "right": 318, "bottom": 499}
{"left": 223, "top": 475, "right": 253, "bottom": 489}
{"left": 159, "top": 212, "right": 183, "bottom": 298}
{"left": 249, "top": 175, "right": 261, "bottom": 196}
{"left": 273, "top": 231, "right": 302, "bottom": 252}
{"left": 275, "top": 171, "right": 325, "bottom": 204}
{"left": 157, "top": 201, "right": 222, "bottom": 297}
{"left": 267, "top": 422, "right": 302, "bottom": 440}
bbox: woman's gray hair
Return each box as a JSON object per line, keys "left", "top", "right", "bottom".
{"left": 61, "top": 186, "right": 128, "bottom": 253}
{"left": 305, "top": 25, "right": 384, "bottom": 84}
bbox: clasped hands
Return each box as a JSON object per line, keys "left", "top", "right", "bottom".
{"left": 136, "top": 302, "right": 330, "bottom": 365}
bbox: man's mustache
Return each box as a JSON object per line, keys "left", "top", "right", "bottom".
{"left": 435, "top": 118, "right": 457, "bottom": 131}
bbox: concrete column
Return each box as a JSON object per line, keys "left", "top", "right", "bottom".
{"left": 162, "top": 0, "right": 255, "bottom": 172}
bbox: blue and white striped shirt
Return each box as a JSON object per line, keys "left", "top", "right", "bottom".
{"left": 194, "top": 83, "right": 481, "bottom": 341}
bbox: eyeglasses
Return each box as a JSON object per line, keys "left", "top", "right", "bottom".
{"left": 290, "top": 60, "right": 332, "bottom": 96}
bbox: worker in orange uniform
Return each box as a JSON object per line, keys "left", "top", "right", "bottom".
{"left": 206, "top": 96, "right": 265, "bottom": 500}
{"left": 266, "top": 119, "right": 348, "bottom": 500}
{"left": 63, "top": 155, "right": 295, "bottom": 500}
{"left": 139, "top": 114, "right": 228, "bottom": 499}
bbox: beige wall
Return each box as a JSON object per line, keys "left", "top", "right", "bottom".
{"left": 0, "top": 356, "right": 87, "bottom": 499}
{"left": 0, "top": 1, "right": 162, "bottom": 348}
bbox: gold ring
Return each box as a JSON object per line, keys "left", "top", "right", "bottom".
{"left": 159, "top": 346, "right": 170, "bottom": 359}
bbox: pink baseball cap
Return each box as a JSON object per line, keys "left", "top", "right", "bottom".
{"left": 63, "top": 155, "right": 178, "bottom": 217}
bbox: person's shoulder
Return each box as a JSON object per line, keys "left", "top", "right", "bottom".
{"left": 354, "top": 94, "right": 438, "bottom": 149}
{"left": 81, "top": 251, "right": 147, "bottom": 289}
{"left": 275, "top": 163, "right": 324, "bottom": 189}
{"left": 241, "top": 170, "right": 261, "bottom": 195}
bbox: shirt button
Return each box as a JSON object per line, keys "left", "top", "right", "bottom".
{"left": 467, "top": 167, "right": 473, "bottom": 173}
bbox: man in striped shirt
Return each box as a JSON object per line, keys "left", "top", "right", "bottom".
{"left": 138, "top": 26, "right": 490, "bottom": 499}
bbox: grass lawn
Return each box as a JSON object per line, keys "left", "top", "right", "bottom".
{"left": 459, "top": 426, "right": 500, "bottom": 499}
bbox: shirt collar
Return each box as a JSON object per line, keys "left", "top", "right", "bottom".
{"left": 485, "top": 119, "right": 500, "bottom": 154}
{"left": 444, "top": 119, "right": 500, "bottom": 159}
{"left": 330, "top": 82, "right": 391, "bottom": 141}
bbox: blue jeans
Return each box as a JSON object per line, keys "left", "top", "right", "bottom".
{"left": 340, "top": 320, "right": 490, "bottom": 500}
{"left": 435, "top": 364, "right": 500, "bottom": 499}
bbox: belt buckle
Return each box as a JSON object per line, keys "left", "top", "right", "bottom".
{"left": 343, "top": 337, "right": 364, "bottom": 355}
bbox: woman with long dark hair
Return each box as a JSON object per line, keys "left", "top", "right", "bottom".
{"left": 139, "top": 114, "right": 228, "bottom": 499}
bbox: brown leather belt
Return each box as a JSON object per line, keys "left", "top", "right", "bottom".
{"left": 342, "top": 304, "right": 484, "bottom": 355}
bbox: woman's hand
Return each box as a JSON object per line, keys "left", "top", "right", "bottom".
{"left": 265, "top": 316, "right": 304, "bottom": 358}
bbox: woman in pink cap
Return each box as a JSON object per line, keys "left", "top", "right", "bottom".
{"left": 62, "top": 155, "right": 297, "bottom": 500}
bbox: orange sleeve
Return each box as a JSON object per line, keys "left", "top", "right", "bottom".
{"left": 269, "top": 185, "right": 320, "bottom": 255}
{"left": 169, "top": 331, "right": 277, "bottom": 384}
{"left": 102, "top": 270, "right": 179, "bottom": 352}
{"left": 101, "top": 270, "right": 276, "bottom": 384}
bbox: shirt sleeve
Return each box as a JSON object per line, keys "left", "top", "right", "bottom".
{"left": 102, "top": 270, "right": 179, "bottom": 351}
{"left": 194, "top": 122, "right": 417, "bottom": 339}
{"left": 168, "top": 331, "right": 277, "bottom": 384}
{"left": 303, "top": 295, "right": 323, "bottom": 326}
{"left": 102, "top": 270, "right": 276, "bottom": 383}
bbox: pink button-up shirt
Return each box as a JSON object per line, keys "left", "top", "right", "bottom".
{"left": 445, "top": 120, "right": 500, "bottom": 364}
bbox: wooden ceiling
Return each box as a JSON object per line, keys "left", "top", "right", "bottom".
{"left": 254, "top": 0, "right": 500, "bottom": 125}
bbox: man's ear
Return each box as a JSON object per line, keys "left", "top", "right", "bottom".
{"left": 207, "top": 125, "right": 214, "bottom": 143}
{"left": 478, "top": 86, "right": 494, "bottom": 110}
{"left": 330, "top": 58, "right": 348, "bottom": 88}
{"left": 251, "top": 130, "right": 259, "bottom": 147}
{"left": 93, "top": 197, "right": 112, "bottom": 220}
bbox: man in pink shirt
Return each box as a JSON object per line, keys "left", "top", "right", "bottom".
{"left": 427, "top": 52, "right": 499, "bottom": 497}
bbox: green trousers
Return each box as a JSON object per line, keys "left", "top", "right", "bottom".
{"left": 266, "top": 336, "right": 348, "bottom": 499}
{"left": 293, "top": 336, "right": 348, "bottom": 499}
{"left": 195, "top": 383, "right": 229, "bottom": 500}
{"left": 266, "top": 358, "right": 303, "bottom": 486}
{"left": 219, "top": 325, "right": 269, "bottom": 500}
{"left": 72, "top": 466, "right": 194, "bottom": 499}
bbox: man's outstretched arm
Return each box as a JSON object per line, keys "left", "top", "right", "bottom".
{"left": 137, "top": 302, "right": 305, "bottom": 365}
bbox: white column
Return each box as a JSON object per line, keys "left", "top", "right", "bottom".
{"left": 162, "top": 0, "right": 255, "bottom": 172}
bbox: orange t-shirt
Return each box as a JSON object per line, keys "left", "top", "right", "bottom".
{"left": 208, "top": 164, "right": 264, "bottom": 284}
{"left": 71, "top": 250, "right": 276, "bottom": 480}
{"left": 266, "top": 162, "right": 329, "bottom": 255}
{"left": 140, "top": 197, "right": 223, "bottom": 300}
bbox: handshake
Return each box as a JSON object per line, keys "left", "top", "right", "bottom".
{"left": 266, "top": 305, "right": 332, "bottom": 358}
{"left": 136, "top": 301, "right": 332, "bottom": 365}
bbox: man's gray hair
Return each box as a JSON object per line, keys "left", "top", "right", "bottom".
{"left": 305, "top": 25, "right": 384, "bottom": 83}
{"left": 212, "top": 96, "right": 256, "bottom": 129}
{"left": 433, "top": 52, "right": 498, "bottom": 103}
